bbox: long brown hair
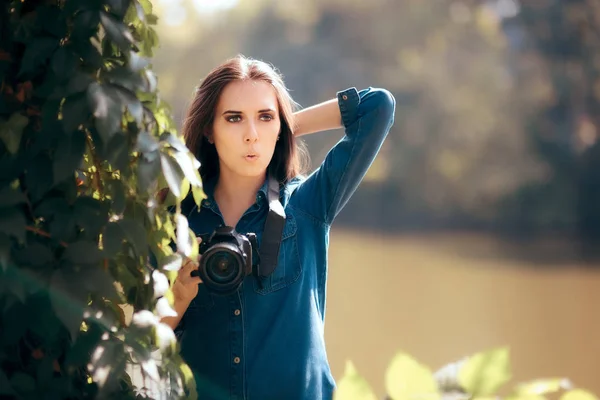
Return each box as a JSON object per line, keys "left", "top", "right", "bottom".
{"left": 182, "top": 55, "right": 309, "bottom": 185}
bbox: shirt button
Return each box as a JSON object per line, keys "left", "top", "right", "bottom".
{"left": 234, "top": 309, "right": 241, "bottom": 316}
{"left": 342, "top": 94, "right": 348, "bottom": 100}
{"left": 234, "top": 357, "right": 241, "bottom": 364}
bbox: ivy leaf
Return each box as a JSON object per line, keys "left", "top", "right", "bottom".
{"left": 385, "top": 352, "right": 440, "bottom": 400}
{"left": 10, "top": 372, "right": 35, "bottom": 394}
{"left": 99, "top": 11, "right": 135, "bottom": 52}
{"left": 62, "top": 92, "right": 91, "bottom": 134}
{"left": 561, "top": 390, "right": 599, "bottom": 400}
{"left": 72, "top": 10, "right": 101, "bottom": 38}
{"left": 53, "top": 130, "right": 86, "bottom": 183}
{"left": 103, "top": 66, "right": 147, "bottom": 93}
{"left": 89, "top": 340, "right": 127, "bottom": 392}
{"left": 65, "top": 71, "right": 94, "bottom": 96}
{"left": 137, "top": 151, "right": 161, "bottom": 192}
{"left": 105, "top": 0, "right": 131, "bottom": 19}
{"left": 334, "top": 361, "right": 378, "bottom": 400}
{"left": 13, "top": 243, "right": 55, "bottom": 268}
{"left": 173, "top": 151, "right": 201, "bottom": 187}
{"left": 161, "top": 253, "right": 182, "bottom": 271}
{"left": 63, "top": 240, "right": 104, "bottom": 265}
{"left": 51, "top": 46, "right": 78, "bottom": 82}
{"left": 103, "top": 222, "right": 125, "bottom": 257}
{"left": 0, "top": 370, "right": 14, "bottom": 395}
{"left": 117, "top": 218, "right": 147, "bottom": 255}
{"left": 18, "top": 36, "right": 60, "bottom": 78}
{"left": 458, "top": 346, "right": 511, "bottom": 397}
{"left": 87, "top": 83, "right": 123, "bottom": 143}
{"left": 0, "top": 113, "right": 29, "bottom": 154}
{"left": 160, "top": 152, "right": 184, "bottom": 198}
{"left": 175, "top": 213, "right": 193, "bottom": 257}
{"left": 0, "top": 207, "right": 26, "bottom": 242}
{"left": 105, "top": 133, "right": 129, "bottom": 172}
{"left": 128, "top": 51, "right": 149, "bottom": 72}
{"left": 136, "top": 131, "right": 159, "bottom": 153}
{"left": 0, "top": 185, "right": 27, "bottom": 207}
{"left": 49, "top": 269, "right": 86, "bottom": 340}
{"left": 515, "top": 378, "right": 572, "bottom": 396}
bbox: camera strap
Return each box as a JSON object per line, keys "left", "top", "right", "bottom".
{"left": 256, "top": 175, "right": 286, "bottom": 277}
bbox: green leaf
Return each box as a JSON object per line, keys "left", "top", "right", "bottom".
{"left": 10, "top": 372, "right": 36, "bottom": 394}
{"left": 103, "top": 65, "right": 147, "bottom": 92}
{"left": 66, "top": 71, "right": 95, "bottom": 96}
{"left": 108, "top": 179, "right": 126, "bottom": 215}
{"left": 128, "top": 50, "right": 150, "bottom": 72}
{"left": 49, "top": 269, "right": 86, "bottom": 340}
{"left": 161, "top": 253, "right": 182, "bottom": 271}
{"left": 18, "top": 36, "right": 60, "bottom": 78}
{"left": 0, "top": 113, "right": 29, "bottom": 154}
{"left": 13, "top": 243, "right": 55, "bottom": 267}
{"left": 0, "top": 369, "right": 14, "bottom": 395}
{"left": 63, "top": 240, "right": 104, "bottom": 265}
{"left": 385, "top": 352, "right": 440, "bottom": 400}
{"left": 161, "top": 131, "right": 189, "bottom": 153}
{"left": 105, "top": 133, "right": 129, "bottom": 172}
{"left": 0, "top": 185, "right": 27, "bottom": 207}
{"left": 103, "top": 222, "right": 124, "bottom": 257}
{"left": 458, "top": 346, "right": 511, "bottom": 397}
{"left": 136, "top": 131, "right": 159, "bottom": 153}
{"left": 137, "top": 151, "right": 161, "bottom": 192}
{"left": 334, "top": 361, "right": 378, "bottom": 400}
{"left": 72, "top": 36, "right": 103, "bottom": 68}
{"left": 561, "top": 389, "right": 599, "bottom": 400}
{"left": 87, "top": 83, "right": 123, "bottom": 142}
{"left": 515, "top": 378, "right": 572, "bottom": 396}
{"left": 0, "top": 233, "right": 9, "bottom": 272}
{"left": 73, "top": 197, "right": 110, "bottom": 237}
{"left": 160, "top": 152, "right": 185, "bottom": 198}
{"left": 53, "top": 131, "right": 86, "bottom": 183}
{"left": 0, "top": 207, "right": 26, "bottom": 242}
{"left": 25, "top": 153, "right": 54, "bottom": 202}
{"left": 51, "top": 46, "right": 78, "bottom": 82}
{"left": 62, "top": 92, "right": 91, "bottom": 134}
{"left": 173, "top": 151, "right": 202, "bottom": 187}
{"left": 89, "top": 340, "right": 127, "bottom": 392}
{"left": 106, "top": 0, "right": 131, "bottom": 18}
{"left": 192, "top": 184, "right": 206, "bottom": 208}
{"left": 118, "top": 218, "right": 148, "bottom": 255}
{"left": 72, "top": 10, "right": 101, "bottom": 38}
{"left": 99, "top": 11, "right": 135, "bottom": 52}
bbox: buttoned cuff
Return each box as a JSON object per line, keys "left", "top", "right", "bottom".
{"left": 337, "top": 87, "right": 361, "bottom": 128}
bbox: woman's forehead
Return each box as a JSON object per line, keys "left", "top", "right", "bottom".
{"left": 217, "top": 80, "right": 279, "bottom": 111}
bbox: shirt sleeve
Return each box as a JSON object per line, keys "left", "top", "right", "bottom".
{"left": 291, "top": 87, "right": 396, "bottom": 225}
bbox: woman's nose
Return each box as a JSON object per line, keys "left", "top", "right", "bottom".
{"left": 244, "top": 123, "right": 259, "bottom": 142}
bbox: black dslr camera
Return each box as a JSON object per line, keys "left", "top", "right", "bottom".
{"left": 191, "top": 226, "right": 258, "bottom": 296}
{"left": 189, "top": 175, "right": 286, "bottom": 296}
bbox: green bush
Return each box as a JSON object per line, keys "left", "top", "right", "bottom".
{"left": 0, "top": 0, "right": 203, "bottom": 398}
{"left": 334, "top": 347, "right": 598, "bottom": 400}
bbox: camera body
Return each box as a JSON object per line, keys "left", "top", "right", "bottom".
{"left": 193, "top": 225, "right": 258, "bottom": 296}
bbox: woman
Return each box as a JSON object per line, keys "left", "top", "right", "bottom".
{"left": 161, "top": 55, "right": 396, "bottom": 400}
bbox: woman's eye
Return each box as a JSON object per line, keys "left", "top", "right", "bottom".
{"left": 260, "top": 114, "right": 274, "bottom": 121}
{"left": 226, "top": 115, "right": 242, "bottom": 123}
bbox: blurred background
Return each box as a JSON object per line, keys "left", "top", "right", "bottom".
{"left": 150, "top": 0, "right": 600, "bottom": 396}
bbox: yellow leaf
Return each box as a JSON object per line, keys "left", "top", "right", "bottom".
{"left": 458, "top": 346, "right": 511, "bottom": 397}
{"left": 561, "top": 389, "right": 599, "bottom": 400}
{"left": 385, "top": 352, "right": 439, "bottom": 400}
{"left": 334, "top": 361, "right": 378, "bottom": 400}
{"left": 515, "top": 378, "right": 572, "bottom": 396}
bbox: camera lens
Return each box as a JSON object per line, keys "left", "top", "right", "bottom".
{"left": 200, "top": 242, "right": 245, "bottom": 292}
{"left": 206, "top": 251, "right": 239, "bottom": 284}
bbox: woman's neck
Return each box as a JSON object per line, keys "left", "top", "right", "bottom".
{"left": 213, "top": 170, "right": 266, "bottom": 227}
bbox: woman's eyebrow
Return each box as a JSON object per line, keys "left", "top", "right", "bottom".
{"left": 222, "top": 108, "right": 276, "bottom": 115}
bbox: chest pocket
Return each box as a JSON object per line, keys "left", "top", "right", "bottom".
{"left": 253, "top": 211, "right": 302, "bottom": 295}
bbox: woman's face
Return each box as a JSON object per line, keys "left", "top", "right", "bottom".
{"left": 210, "top": 79, "right": 281, "bottom": 180}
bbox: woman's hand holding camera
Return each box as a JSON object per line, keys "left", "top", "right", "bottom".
{"left": 173, "top": 254, "right": 203, "bottom": 305}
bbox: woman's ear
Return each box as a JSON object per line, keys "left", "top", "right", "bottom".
{"left": 205, "top": 132, "right": 214, "bottom": 144}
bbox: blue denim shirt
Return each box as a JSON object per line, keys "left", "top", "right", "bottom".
{"left": 176, "top": 87, "right": 395, "bottom": 400}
